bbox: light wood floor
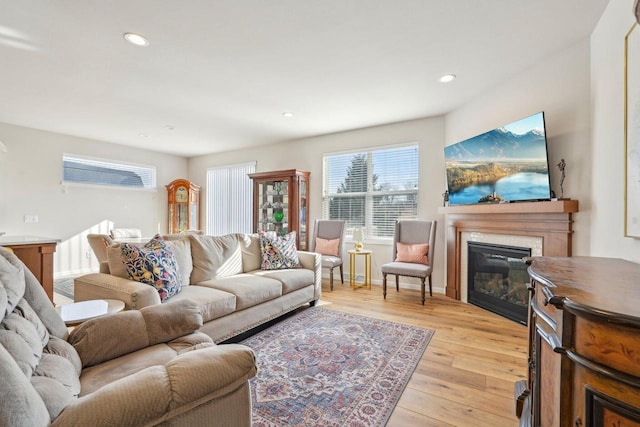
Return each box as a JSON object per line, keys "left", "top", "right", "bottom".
{"left": 54, "top": 280, "right": 528, "bottom": 426}
{"left": 319, "top": 280, "right": 528, "bottom": 427}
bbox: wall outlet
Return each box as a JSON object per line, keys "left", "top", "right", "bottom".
{"left": 85, "top": 250, "right": 92, "bottom": 259}
{"left": 24, "top": 215, "right": 38, "bottom": 223}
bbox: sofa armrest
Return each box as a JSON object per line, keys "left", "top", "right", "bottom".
{"left": 69, "top": 299, "right": 205, "bottom": 368}
{"left": 51, "top": 344, "right": 257, "bottom": 427}
{"left": 297, "top": 250, "right": 322, "bottom": 301}
{"left": 74, "top": 273, "right": 161, "bottom": 309}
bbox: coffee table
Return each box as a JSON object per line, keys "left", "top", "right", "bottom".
{"left": 56, "top": 299, "right": 125, "bottom": 325}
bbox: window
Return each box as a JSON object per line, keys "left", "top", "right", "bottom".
{"left": 62, "top": 154, "right": 156, "bottom": 189}
{"left": 323, "top": 144, "right": 419, "bottom": 239}
{"left": 206, "top": 162, "right": 256, "bottom": 235}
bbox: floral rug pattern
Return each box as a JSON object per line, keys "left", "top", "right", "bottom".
{"left": 241, "top": 307, "right": 434, "bottom": 426}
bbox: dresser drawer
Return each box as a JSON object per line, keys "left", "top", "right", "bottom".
{"left": 532, "top": 281, "right": 561, "bottom": 332}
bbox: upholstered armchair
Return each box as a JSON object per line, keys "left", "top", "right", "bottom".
{"left": 381, "top": 220, "right": 437, "bottom": 305}
{"left": 87, "top": 233, "right": 115, "bottom": 273}
{"left": 0, "top": 247, "right": 257, "bottom": 427}
{"left": 311, "top": 220, "right": 346, "bottom": 291}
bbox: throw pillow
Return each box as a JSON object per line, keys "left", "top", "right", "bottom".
{"left": 188, "top": 234, "right": 243, "bottom": 282}
{"left": 315, "top": 237, "right": 340, "bottom": 257}
{"left": 259, "top": 231, "right": 300, "bottom": 270}
{"left": 395, "top": 242, "right": 429, "bottom": 265}
{"left": 121, "top": 235, "right": 181, "bottom": 302}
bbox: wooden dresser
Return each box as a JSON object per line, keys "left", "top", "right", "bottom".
{"left": 516, "top": 257, "right": 640, "bottom": 427}
{"left": 0, "top": 235, "right": 60, "bottom": 302}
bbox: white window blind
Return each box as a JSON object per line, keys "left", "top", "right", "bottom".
{"left": 206, "top": 162, "right": 256, "bottom": 235}
{"left": 62, "top": 154, "right": 156, "bottom": 188}
{"left": 323, "top": 144, "right": 419, "bottom": 239}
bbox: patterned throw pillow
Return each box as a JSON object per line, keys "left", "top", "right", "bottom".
{"left": 395, "top": 242, "right": 429, "bottom": 265}
{"left": 259, "top": 231, "right": 300, "bottom": 270}
{"left": 315, "top": 237, "right": 340, "bottom": 256}
{"left": 121, "top": 235, "right": 181, "bottom": 302}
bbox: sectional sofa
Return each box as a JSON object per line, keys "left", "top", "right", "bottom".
{"left": 0, "top": 246, "right": 258, "bottom": 427}
{"left": 74, "top": 233, "right": 322, "bottom": 342}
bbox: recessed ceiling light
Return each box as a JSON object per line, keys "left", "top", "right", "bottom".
{"left": 439, "top": 74, "right": 456, "bottom": 83}
{"left": 282, "top": 112, "right": 294, "bottom": 118}
{"left": 139, "top": 133, "right": 149, "bottom": 138}
{"left": 164, "top": 125, "right": 175, "bottom": 131}
{"left": 123, "top": 32, "right": 149, "bottom": 47}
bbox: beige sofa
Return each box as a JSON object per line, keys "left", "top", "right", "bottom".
{"left": 0, "top": 246, "right": 257, "bottom": 427}
{"left": 75, "top": 233, "right": 322, "bottom": 342}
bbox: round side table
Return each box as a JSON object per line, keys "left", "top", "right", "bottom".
{"left": 56, "top": 299, "right": 125, "bottom": 326}
{"left": 348, "top": 249, "right": 373, "bottom": 290}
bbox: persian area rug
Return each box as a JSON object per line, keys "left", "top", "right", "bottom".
{"left": 241, "top": 307, "right": 434, "bottom": 427}
{"left": 54, "top": 277, "right": 75, "bottom": 299}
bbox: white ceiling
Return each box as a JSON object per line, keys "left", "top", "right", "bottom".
{"left": 0, "top": 1, "right": 609, "bottom": 157}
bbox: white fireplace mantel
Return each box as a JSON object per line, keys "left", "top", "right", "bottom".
{"left": 438, "top": 200, "right": 579, "bottom": 300}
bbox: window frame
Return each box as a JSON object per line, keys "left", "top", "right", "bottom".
{"left": 62, "top": 153, "right": 157, "bottom": 190}
{"left": 322, "top": 143, "right": 419, "bottom": 243}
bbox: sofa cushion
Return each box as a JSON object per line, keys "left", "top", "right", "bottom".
{"left": 165, "top": 238, "right": 193, "bottom": 288}
{"left": 161, "top": 230, "right": 204, "bottom": 240}
{"left": 0, "top": 328, "right": 39, "bottom": 376}
{"left": 189, "top": 234, "right": 243, "bottom": 282}
{"left": 108, "top": 239, "right": 193, "bottom": 288}
{"left": 78, "top": 343, "right": 178, "bottom": 397}
{"left": 0, "top": 344, "right": 50, "bottom": 426}
{"left": 44, "top": 336, "right": 82, "bottom": 376}
{"left": 196, "top": 274, "right": 282, "bottom": 310}
{"left": 259, "top": 231, "right": 300, "bottom": 270}
{"left": 30, "top": 376, "right": 75, "bottom": 421}
{"left": 106, "top": 244, "right": 129, "bottom": 278}
{"left": 251, "top": 268, "right": 314, "bottom": 294}
{"left": 34, "top": 353, "right": 81, "bottom": 397}
{"left": 238, "top": 233, "right": 262, "bottom": 273}
{"left": 0, "top": 254, "right": 26, "bottom": 315}
{"left": 0, "top": 308, "right": 44, "bottom": 376}
{"left": 170, "top": 286, "right": 236, "bottom": 323}
{"left": 121, "top": 236, "right": 182, "bottom": 302}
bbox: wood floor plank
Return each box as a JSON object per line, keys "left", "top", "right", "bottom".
{"left": 406, "top": 371, "right": 518, "bottom": 419}
{"left": 397, "top": 387, "right": 518, "bottom": 427}
{"left": 320, "top": 281, "right": 526, "bottom": 427}
{"left": 386, "top": 406, "right": 455, "bottom": 427}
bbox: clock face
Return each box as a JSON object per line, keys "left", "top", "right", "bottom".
{"left": 175, "top": 186, "right": 188, "bottom": 203}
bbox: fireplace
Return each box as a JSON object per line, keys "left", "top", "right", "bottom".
{"left": 467, "top": 242, "right": 531, "bottom": 325}
{"left": 438, "top": 200, "right": 579, "bottom": 302}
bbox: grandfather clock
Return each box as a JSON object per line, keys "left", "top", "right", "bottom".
{"left": 166, "top": 179, "right": 200, "bottom": 234}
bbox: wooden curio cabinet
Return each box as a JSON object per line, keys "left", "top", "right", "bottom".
{"left": 166, "top": 179, "right": 200, "bottom": 234}
{"left": 248, "top": 169, "right": 310, "bottom": 250}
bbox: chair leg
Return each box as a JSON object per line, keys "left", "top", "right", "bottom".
{"left": 340, "top": 265, "right": 344, "bottom": 284}
{"left": 395, "top": 275, "right": 399, "bottom": 292}
{"left": 428, "top": 275, "right": 433, "bottom": 297}
{"left": 420, "top": 277, "right": 426, "bottom": 305}
{"left": 383, "top": 273, "right": 387, "bottom": 299}
{"left": 330, "top": 268, "right": 334, "bottom": 291}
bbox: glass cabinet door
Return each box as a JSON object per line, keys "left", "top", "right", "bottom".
{"left": 257, "top": 179, "right": 289, "bottom": 237}
{"left": 299, "top": 179, "right": 307, "bottom": 250}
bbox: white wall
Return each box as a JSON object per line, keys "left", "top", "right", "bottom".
{"left": 445, "top": 39, "right": 593, "bottom": 255}
{"left": 0, "top": 122, "right": 188, "bottom": 276}
{"left": 190, "top": 116, "right": 447, "bottom": 291}
{"left": 590, "top": 0, "right": 640, "bottom": 262}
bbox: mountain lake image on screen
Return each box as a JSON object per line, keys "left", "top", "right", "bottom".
{"left": 444, "top": 112, "right": 552, "bottom": 206}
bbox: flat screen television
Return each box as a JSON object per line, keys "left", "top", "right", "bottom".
{"left": 444, "top": 112, "right": 552, "bottom": 206}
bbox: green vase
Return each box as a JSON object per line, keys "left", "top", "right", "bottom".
{"left": 274, "top": 211, "right": 284, "bottom": 222}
